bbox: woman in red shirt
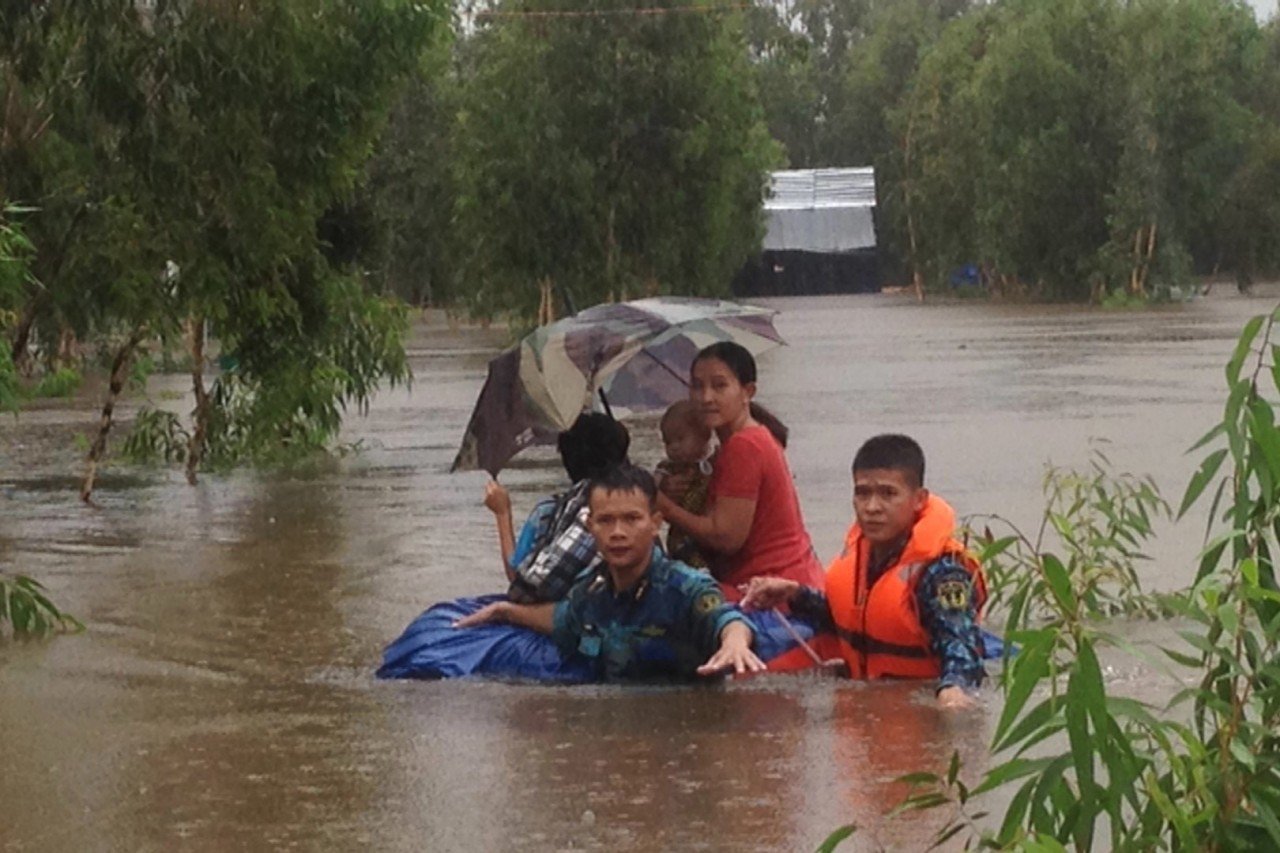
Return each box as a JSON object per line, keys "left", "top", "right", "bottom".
{"left": 656, "top": 342, "right": 825, "bottom": 600}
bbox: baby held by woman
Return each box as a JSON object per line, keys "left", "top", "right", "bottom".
{"left": 656, "top": 400, "right": 714, "bottom": 568}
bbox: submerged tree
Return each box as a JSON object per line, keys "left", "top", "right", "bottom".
{"left": 0, "top": 0, "right": 444, "bottom": 498}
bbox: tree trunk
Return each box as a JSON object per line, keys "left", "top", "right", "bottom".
{"left": 185, "top": 316, "right": 210, "bottom": 485}
{"left": 14, "top": 206, "right": 88, "bottom": 371}
{"left": 1131, "top": 225, "right": 1152, "bottom": 295}
{"left": 901, "top": 107, "right": 925, "bottom": 304}
{"left": 1130, "top": 223, "right": 1157, "bottom": 298}
{"left": 9, "top": 292, "right": 45, "bottom": 373}
{"left": 537, "top": 277, "right": 556, "bottom": 326}
{"left": 80, "top": 329, "right": 145, "bottom": 504}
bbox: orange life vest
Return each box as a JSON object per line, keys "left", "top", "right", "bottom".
{"left": 824, "top": 495, "right": 985, "bottom": 679}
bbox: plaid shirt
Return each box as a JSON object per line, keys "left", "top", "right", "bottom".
{"left": 508, "top": 481, "right": 600, "bottom": 603}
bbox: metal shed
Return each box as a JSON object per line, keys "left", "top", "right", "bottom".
{"left": 734, "top": 167, "right": 880, "bottom": 297}
{"left": 762, "top": 167, "right": 877, "bottom": 254}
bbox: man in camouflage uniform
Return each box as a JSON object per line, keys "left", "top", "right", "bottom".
{"left": 743, "top": 434, "right": 986, "bottom": 707}
{"left": 459, "top": 464, "right": 762, "bottom": 680}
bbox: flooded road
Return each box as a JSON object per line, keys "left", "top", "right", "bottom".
{"left": 1, "top": 289, "right": 1273, "bottom": 851}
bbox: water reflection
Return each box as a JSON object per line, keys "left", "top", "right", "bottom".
{"left": 493, "top": 685, "right": 808, "bottom": 850}
{"left": 827, "top": 683, "right": 990, "bottom": 848}
{"left": 119, "top": 478, "right": 389, "bottom": 849}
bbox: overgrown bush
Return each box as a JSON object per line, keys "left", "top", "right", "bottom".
{"left": 821, "top": 307, "right": 1280, "bottom": 851}
{"left": 969, "top": 446, "right": 1170, "bottom": 621}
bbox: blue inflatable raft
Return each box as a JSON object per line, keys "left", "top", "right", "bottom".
{"left": 377, "top": 595, "right": 1007, "bottom": 681}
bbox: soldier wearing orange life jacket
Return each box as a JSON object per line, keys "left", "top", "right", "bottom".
{"left": 742, "top": 434, "right": 987, "bottom": 709}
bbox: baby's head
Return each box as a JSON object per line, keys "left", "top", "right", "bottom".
{"left": 660, "top": 400, "right": 712, "bottom": 466}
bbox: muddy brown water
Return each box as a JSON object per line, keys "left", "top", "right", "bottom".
{"left": 1, "top": 290, "right": 1274, "bottom": 851}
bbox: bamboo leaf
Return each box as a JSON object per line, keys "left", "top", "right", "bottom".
{"left": 993, "top": 696, "right": 1061, "bottom": 755}
{"left": 815, "top": 824, "right": 857, "bottom": 853}
{"left": 993, "top": 629, "right": 1054, "bottom": 746}
{"left": 1041, "top": 553, "right": 1076, "bottom": 611}
{"left": 1178, "top": 448, "right": 1228, "bottom": 520}
{"left": 1227, "top": 314, "right": 1265, "bottom": 383}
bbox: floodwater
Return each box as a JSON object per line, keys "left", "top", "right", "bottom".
{"left": 1, "top": 288, "right": 1275, "bottom": 851}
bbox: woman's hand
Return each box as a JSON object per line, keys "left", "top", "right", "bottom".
{"left": 483, "top": 480, "right": 511, "bottom": 516}
{"left": 659, "top": 468, "right": 694, "bottom": 503}
{"left": 739, "top": 577, "right": 800, "bottom": 611}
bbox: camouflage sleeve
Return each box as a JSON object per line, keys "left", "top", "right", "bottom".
{"left": 683, "top": 572, "right": 748, "bottom": 657}
{"left": 791, "top": 585, "right": 836, "bottom": 633}
{"left": 550, "top": 581, "right": 588, "bottom": 657}
{"left": 916, "top": 556, "right": 985, "bottom": 693}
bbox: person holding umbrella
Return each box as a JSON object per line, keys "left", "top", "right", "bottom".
{"left": 484, "top": 412, "right": 631, "bottom": 603}
{"left": 656, "top": 342, "right": 825, "bottom": 601}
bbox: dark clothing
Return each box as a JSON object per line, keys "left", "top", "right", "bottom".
{"left": 793, "top": 552, "right": 985, "bottom": 692}
{"left": 551, "top": 547, "right": 748, "bottom": 680}
{"left": 508, "top": 480, "right": 599, "bottom": 603}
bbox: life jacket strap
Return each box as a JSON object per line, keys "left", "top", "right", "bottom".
{"left": 835, "top": 626, "right": 930, "bottom": 660}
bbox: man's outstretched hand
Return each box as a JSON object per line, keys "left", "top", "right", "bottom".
{"left": 697, "top": 621, "right": 765, "bottom": 677}
{"left": 937, "top": 685, "right": 978, "bottom": 709}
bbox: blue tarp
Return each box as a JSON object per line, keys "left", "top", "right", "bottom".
{"left": 376, "top": 594, "right": 1006, "bottom": 681}
{"left": 376, "top": 595, "right": 819, "bottom": 681}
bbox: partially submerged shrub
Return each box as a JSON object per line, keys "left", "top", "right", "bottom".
{"left": 853, "top": 308, "right": 1280, "bottom": 851}
{"left": 0, "top": 574, "right": 81, "bottom": 639}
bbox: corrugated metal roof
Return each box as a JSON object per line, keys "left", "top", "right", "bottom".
{"left": 765, "top": 167, "right": 876, "bottom": 210}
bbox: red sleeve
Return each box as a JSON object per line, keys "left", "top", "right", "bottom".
{"left": 712, "top": 430, "right": 766, "bottom": 501}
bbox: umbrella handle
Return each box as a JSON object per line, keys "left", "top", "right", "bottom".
{"left": 597, "top": 388, "right": 614, "bottom": 420}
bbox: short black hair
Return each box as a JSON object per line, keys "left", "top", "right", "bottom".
{"left": 558, "top": 413, "right": 630, "bottom": 483}
{"left": 692, "top": 341, "right": 757, "bottom": 384}
{"left": 852, "top": 434, "right": 926, "bottom": 489}
{"left": 588, "top": 463, "right": 658, "bottom": 509}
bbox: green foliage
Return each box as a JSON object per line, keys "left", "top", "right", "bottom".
{"left": 0, "top": 574, "right": 82, "bottom": 639}
{"left": 751, "top": 0, "right": 1280, "bottom": 299}
{"left": 2, "top": 0, "right": 443, "bottom": 482}
{"left": 814, "top": 823, "right": 859, "bottom": 853}
{"left": 885, "top": 308, "right": 1280, "bottom": 850}
{"left": 0, "top": 342, "right": 16, "bottom": 415}
{"left": 0, "top": 206, "right": 34, "bottom": 413}
{"left": 120, "top": 407, "right": 189, "bottom": 465}
{"left": 363, "top": 46, "right": 461, "bottom": 307}
{"left": 970, "top": 448, "right": 1170, "bottom": 621}
{"left": 454, "top": 0, "right": 780, "bottom": 322}
{"left": 27, "top": 366, "right": 82, "bottom": 399}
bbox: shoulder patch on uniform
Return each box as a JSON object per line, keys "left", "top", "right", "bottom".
{"left": 694, "top": 591, "right": 724, "bottom": 615}
{"left": 936, "top": 579, "right": 972, "bottom": 611}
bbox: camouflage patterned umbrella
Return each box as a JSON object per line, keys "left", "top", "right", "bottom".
{"left": 451, "top": 297, "right": 785, "bottom": 475}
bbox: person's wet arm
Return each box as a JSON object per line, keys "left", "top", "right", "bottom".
{"left": 683, "top": 574, "right": 763, "bottom": 675}
{"left": 656, "top": 493, "right": 755, "bottom": 556}
{"left": 485, "top": 481, "right": 519, "bottom": 582}
{"left": 739, "top": 577, "right": 834, "bottom": 632}
{"left": 549, "top": 581, "right": 589, "bottom": 656}
{"left": 453, "top": 600, "right": 556, "bottom": 633}
{"left": 916, "top": 557, "right": 985, "bottom": 702}
{"left": 791, "top": 585, "right": 836, "bottom": 633}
